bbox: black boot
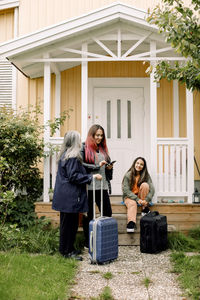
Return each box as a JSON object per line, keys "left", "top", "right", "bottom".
{"left": 82, "top": 215, "right": 89, "bottom": 248}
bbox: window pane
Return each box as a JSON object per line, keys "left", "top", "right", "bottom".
{"left": 107, "top": 100, "right": 111, "bottom": 138}
{"left": 127, "top": 100, "right": 131, "bottom": 138}
{"left": 117, "top": 99, "right": 121, "bottom": 138}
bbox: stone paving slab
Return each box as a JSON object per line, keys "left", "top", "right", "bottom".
{"left": 70, "top": 246, "right": 185, "bottom": 300}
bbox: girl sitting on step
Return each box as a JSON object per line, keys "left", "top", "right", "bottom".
{"left": 122, "top": 157, "right": 155, "bottom": 233}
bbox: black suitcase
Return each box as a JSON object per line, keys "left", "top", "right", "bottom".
{"left": 140, "top": 211, "right": 168, "bottom": 253}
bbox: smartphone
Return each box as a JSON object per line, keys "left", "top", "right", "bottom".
{"left": 106, "top": 160, "right": 116, "bottom": 167}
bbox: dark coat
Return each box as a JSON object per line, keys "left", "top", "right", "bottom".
{"left": 52, "top": 156, "right": 92, "bottom": 213}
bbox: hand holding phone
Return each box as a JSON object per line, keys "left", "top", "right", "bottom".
{"left": 106, "top": 160, "right": 116, "bottom": 167}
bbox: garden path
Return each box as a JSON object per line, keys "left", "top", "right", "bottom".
{"left": 70, "top": 246, "right": 185, "bottom": 300}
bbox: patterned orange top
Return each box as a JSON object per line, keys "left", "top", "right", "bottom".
{"left": 132, "top": 175, "right": 140, "bottom": 194}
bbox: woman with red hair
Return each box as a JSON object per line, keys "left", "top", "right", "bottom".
{"left": 81, "top": 124, "right": 113, "bottom": 247}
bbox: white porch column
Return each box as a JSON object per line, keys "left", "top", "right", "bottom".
{"left": 50, "top": 72, "right": 61, "bottom": 190}
{"left": 81, "top": 43, "right": 88, "bottom": 142}
{"left": 173, "top": 80, "right": 179, "bottom": 137}
{"left": 43, "top": 60, "right": 51, "bottom": 202}
{"left": 55, "top": 73, "right": 61, "bottom": 137}
{"left": 186, "top": 89, "right": 194, "bottom": 203}
{"left": 150, "top": 41, "right": 157, "bottom": 202}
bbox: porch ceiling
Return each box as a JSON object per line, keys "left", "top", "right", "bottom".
{"left": 0, "top": 2, "right": 183, "bottom": 78}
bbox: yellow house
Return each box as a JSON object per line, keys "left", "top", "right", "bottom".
{"left": 0, "top": 0, "right": 200, "bottom": 212}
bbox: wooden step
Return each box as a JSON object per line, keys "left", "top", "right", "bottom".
{"left": 119, "top": 233, "right": 140, "bottom": 246}
{"left": 35, "top": 202, "right": 200, "bottom": 246}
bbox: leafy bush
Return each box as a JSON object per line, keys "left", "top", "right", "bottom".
{"left": 0, "top": 106, "right": 68, "bottom": 228}
{"left": 0, "top": 107, "right": 44, "bottom": 227}
{"left": 0, "top": 218, "right": 59, "bottom": 254}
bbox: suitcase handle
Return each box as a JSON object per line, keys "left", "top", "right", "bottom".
{"left": 90, "top": 230, "right": 93, "bottom": 252}
{"left": 151, "top": 211, "right": 159, "bottom": 216}
{"left": 93, "top": 177, "right": 103, "bottom": 219}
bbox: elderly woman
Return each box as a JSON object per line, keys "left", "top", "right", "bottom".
{"left": 52, "top": 130, "right": 102, "bottom": 260}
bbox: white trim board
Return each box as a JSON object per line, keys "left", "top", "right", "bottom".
{"left": 0, "top": 0, "right": 19, "bottom": 10}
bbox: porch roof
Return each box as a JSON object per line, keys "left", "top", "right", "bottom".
{"left": 0, "top": 2, "right": 183, "bottom": 78}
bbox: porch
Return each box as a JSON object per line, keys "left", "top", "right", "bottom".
{"left": 36, "top": 136, "right": 200, "bottom": 245}
{"left": 48, "top": 135, "right": 194, "bottom": 203}
{"left": 35, "top": 199, "right": 200, "bottom": 246}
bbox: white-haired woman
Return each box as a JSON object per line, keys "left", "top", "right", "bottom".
{"left": 52, "top": 131, "right": 102, "bottom": 260}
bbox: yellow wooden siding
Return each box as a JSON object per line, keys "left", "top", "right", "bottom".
{"left": 60, "top": 65, "right": 81, "bottom": 136}
{"left": 157, "top": 79, "right": 173, "bottom": 137}
{"left": 179, "top": 83, "right": 186, "bottom": 138}
{"left": 88, "top": 61, "right": 149, "bottom": 77}
{"left": 17, "top": 72, "right": 29, "bottom": 109}
{"left": 0, "top": 9, "right": 14, "bottom": 42}
{"left": 18, "top": 0, "right": 192, "bottom": 35}
{"left": 194, "top": 91, "right": 200, "bottom": 180}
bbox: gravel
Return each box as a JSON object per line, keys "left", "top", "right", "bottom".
{"left": 70, "top": 246, "right": 184, "bottom": 300}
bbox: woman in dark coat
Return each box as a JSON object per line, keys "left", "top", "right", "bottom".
{"left": 52, "top": 130, "right": 102, "bottom": 260}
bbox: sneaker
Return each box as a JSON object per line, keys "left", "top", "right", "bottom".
{"left": 141, "top": 207, "right": 150, "bottom": 217}
{"left": 126, "top": 221, "right": 136, "bottom": 233}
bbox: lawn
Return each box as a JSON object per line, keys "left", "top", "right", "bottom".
{"left": 168, "top": 226, "right": 200, "bottom": 300}
{"left": 0, "top": 252, "right": 77, "bottom": 300}
{"left": 171, "top": 252, "right": 200, "bottom": 300}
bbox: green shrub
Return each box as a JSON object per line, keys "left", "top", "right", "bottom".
{"left": 0, "top": 106, "right": 68, "bottom": 228}
{"left": 0, "top": 219, "right": 59, "bottom": 254}
{"left": 0, "top": 107, "right": 44, "bottom": 227}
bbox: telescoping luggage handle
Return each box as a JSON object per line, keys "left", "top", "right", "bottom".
{"left": 93, "top": 177, "right": 103, "bottom": 220}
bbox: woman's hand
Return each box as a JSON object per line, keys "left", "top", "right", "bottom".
{"left": 138, "top": 199, "right": 148, "bottom": 207}
{"left": 106, "top": 164, "right": 113, "bottom": 170}
{"left": 99, "top": 160, "right": 107, "bottom": 167}
{"left": 93, "top": 174, "right": 102, "bottom": 180}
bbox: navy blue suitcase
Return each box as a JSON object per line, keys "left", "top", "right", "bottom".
{"left": 88, "top": 180, "right": 118, "bottom": 264}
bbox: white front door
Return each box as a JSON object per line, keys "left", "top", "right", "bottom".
{"left": 93, "top": 87, "right": 145, "bottom": 195}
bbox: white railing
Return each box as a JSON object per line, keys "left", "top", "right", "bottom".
{"left": 49, "top": 137, "right": 63, "bottom": 191}
{"left": 44, "top": 137, "right": 191, "bottom": 202}
{"left": 157, "top": 138, "right": 189, "bottom": 198}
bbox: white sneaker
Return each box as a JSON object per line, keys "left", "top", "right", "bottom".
{"left": 141, "top": 207, "right": 150, "bottom": 217}
{"left": 126, "top": 221, "right": 136, "bottom": 233}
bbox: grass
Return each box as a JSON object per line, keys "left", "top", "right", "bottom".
{"left": 99, "top": 286, "right": 114, "bottom": 300}
{"left": 170, "top": 252, "right": 200, "bottom": 300}
{"left": 142, "top": 277, "right": 152, "bottom": 288}
{"left": 0, "top": 252, "right": 77, "bottom": 300}
{"left": 102, "top": 272, "right": 113, "bottom": 280}
{"left": 168, "top": 226, "right": 200, "bottom": 252}
{"left": 90, "top": 286, "right": 114, "bottom": 300}
{"left": 169, "top": 226, "right": 200, "bottom": 300}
